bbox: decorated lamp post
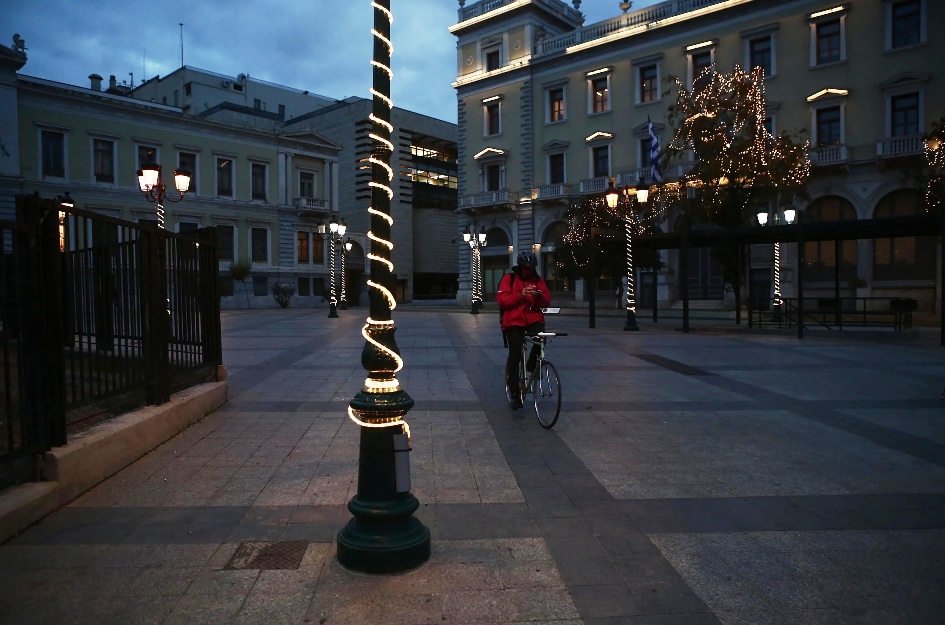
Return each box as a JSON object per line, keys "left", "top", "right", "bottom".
{"left": 336, "top": 0, "right": 430, "bottom": 573}
{"left": 756, "top": 206, "right": 796, "bottom": 308}
{"left": 463, "top": 226, "right": 486, "bottom": 314}
{"left": 340, "top": 238, "right": 352, "bottom": 310}
{"left": 327, "top": 216, "right": 346, "bottom": 318}
{"left": 136, "top": 164, "right": 191, "bottom": 229}
{"left": 606, "top": 180, "right": 649, "bottom": 331}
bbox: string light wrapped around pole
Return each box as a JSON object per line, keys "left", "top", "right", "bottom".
{"left": 336, "top": 0, "right": 430, "bottom": 573}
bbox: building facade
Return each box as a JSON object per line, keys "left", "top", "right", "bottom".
{"left": 451, "top": 0, "right": 943, "bottom": 312}
{"left": 0, "top": 47, "right": 458, "bottom": 308}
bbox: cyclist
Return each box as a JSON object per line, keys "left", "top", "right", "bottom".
{"left": 497, "top": 250, "right": 550, "bottom": 409}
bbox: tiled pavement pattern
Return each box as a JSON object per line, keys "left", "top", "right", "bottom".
{"left": 2, "top": 307, "right": 945, "bottom": 624}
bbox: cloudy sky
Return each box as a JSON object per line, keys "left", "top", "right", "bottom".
{"left": 6, "top": 0, "right": 661, "bottom": 123}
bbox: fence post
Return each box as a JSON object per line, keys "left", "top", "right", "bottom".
{"left": 140, "top": 226, "right": 170, "bottom": 405}
{"left": 197, "top": 226, "right": 222, "bottom": 369}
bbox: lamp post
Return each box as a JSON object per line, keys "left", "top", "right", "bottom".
{"left": 340, "top": 238, "right": 352, "bottom": 309}
{"left": 756, "top": 206, "right": 797, "bottom": 310}
{"left": 136, "top": 164, "right": 191, "bottom": 230}
{"left": 337, "top": 0, "right": 429, "bottom": 573}
{"left": 463, "top": 225, "right": 487, "bottom": 314}
{"left": 327, "top": 216, "right": 346, "bottom": 317}
{"left": 606, "top": 180, "right": 648, "bottom": 331}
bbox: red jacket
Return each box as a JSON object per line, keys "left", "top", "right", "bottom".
{"left": 497, "top": 268, "right": 551, "bottom": 331}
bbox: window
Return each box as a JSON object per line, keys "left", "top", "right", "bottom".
{"left": 216, "top": 157, "right": 233, "bottom": 197}
{"left": 873, "top": 189, "right": 934, "bottom": 280}
{"left": 686, "top": 46, "right": 714, "bottom": 91}
{"left": 809, "top": 8, "right": 847, "bottom": 67}
{"left": 484, "top": 100, "right": 501, "bottom": 136}
{"left": 748, "top": 36, "right": 773, "bottom": 76}
{"left": 93, "top": 138, "right": 114, "bottom": 183}
{"left": 483, "top": 163, "right": 502, "bottom": 191}
{"left": 640, "top": 138, "right": 653, "bottom": 169}
{"left": 802, "top": 196, "right": 857, "bottom": 283}
{"left": 137, "top": 145, "right": 158, "bottom": 167}
{"left": 251, "top": 227, "right": 268, "bottom": 263}
{"left": 253, "top": 276, "right": 268, "bottom": 296}
{"left": 178, "top": 151, "right": 197, "bottom": 193}
{"left": 816, "top": 107, "right": 842, "bottom": 146}
{"left": 638, "top": 64, "right": 658, "bottom": 103}
{"left": 216, "top": 224, "right": 235, "bottom": 261}
{"left": 297, "top": 277, "right": 310, "bottom": 296}
{"left": 253, "top": 98, "right": 263, "bottom": 110}
{"left": 890, "top": 0, "right": 922, "bottom": 49}
{"left": 41, "top": 131, "right": 65, "bottom": 178}
{"left": 548, "top": 153, "right": 565, "bottom": 185}
{"left": 297, "top": 231, "right": 311, "bottom": 264}
{"left": 299, "top": 171, "right": 315, "bottom": 199}
{"left": 177, "top": 221, "right": 199, "bottom": 233}
{"left": 173, "top": 90, "right": 179, "bottom": 107}
{"left": 184, "top": 82, "right": 192, "bottom": 97}
{"left": 485, "top": 49, "right": 501, "bottom": 72}
{"left": 251, "top": 163, "right": 267, "bottom": 201}
{"left": 890, "top": 93, "right": 919, "bottom": 136}
{"left": 763, "top": 116, "right": 775, "bottom": 135}
{"left": 547, "top": 87, "right": 566, "bottom": 123}
{"left": 589, "top": 75, "right": 610, "bottom": 114}
{"left": 591, "top": 145, "right": 610, "bottom": 179}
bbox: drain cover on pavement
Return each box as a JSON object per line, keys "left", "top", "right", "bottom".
{"left": 226, "top": 541, "right": 308, "bottom": 570}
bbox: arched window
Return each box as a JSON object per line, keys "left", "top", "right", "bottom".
{"left": 873, "top": 189, "right": 935, "bottom": 280}
{"left": 803, "top": 196, "right": 858, "bottom": 283}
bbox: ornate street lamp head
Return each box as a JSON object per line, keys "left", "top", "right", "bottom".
{"left": 605, "top": 180, "right": 619, "bottom": 209}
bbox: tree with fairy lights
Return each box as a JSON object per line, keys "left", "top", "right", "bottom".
{"left": 924, "top": 113, "right": 945, "bottom": 212}
{"left": 664, "top": 65, "right": 810, "bottom": 313}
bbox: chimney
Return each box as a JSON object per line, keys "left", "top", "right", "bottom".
{"left": 109, "top": 75, "right": 118, "bottom": 90}
{"left": 89, "top": 74, "right": 103, "bottom": 91}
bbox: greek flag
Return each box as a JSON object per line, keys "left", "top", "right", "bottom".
{"left": 648, "top": 115, "right": 663, "bottom": 183}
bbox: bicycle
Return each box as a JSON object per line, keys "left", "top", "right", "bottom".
{"left": 505, "top": 329, "right": 567, "bottom": 428}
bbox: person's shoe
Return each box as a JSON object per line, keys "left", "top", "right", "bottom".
{"left": 510, "top": 394, "right": 523, "bottom": 409}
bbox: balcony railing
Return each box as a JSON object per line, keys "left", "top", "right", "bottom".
{"left": 458, "top": 189, "right": 519, "bottom": 209}
{"left": 876, "top": 135, "right": 924, "bottom": 158}
{"left": 811, "top": 145, "right": 848, "bottom": 165}
{"left": 534, "top": 183, "right": 571, "bottom": 200}
{"left": 458, "top": 0, "right": 583, "bottom": 25}
{"left": 536, "top": 0, "right": 736, "bottom": 56}
{"left": 579, "top": 177, "right": 610, "bottom": 194}
{"left": 295, "top": 197, "right": 328, "bottom": 209}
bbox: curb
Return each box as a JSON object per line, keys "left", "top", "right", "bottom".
{"left": 0, "top": 381, "right": 228, "bottom": 544}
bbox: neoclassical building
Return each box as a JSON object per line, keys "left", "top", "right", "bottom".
{"left": 451, "top": 0, "right": 943, "bottom": 313}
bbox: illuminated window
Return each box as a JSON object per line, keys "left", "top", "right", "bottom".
{"left": 874, "top": 189, "right": 934, "bottom": 280}
{"left": 803, "top": 196, "right": 857, "bottom": 282}
{"left": 638, "top": 64, "right": 658, "bottom": 103}
{"left": 588, "top": 75, "right": 610, "bottom": 114}
{"left": 547, "top": 87, "right": 566, "bottom": 123}
{"left": 297, "top": 231, "right": 310, "bottom": 264}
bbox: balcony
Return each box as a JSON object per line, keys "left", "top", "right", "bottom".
{"left": 295, "top": 197, "right": 330, "bottom": 219}
{"left": 579, "top": 177, "right": 610, "bottom": 195}
{"left": 533, "top": 183, "right": 572, "bottom": 201}
{"left": 535, "top": 0, "right": 741, "bottom": 56}
{"left": 457, "top": 0, "right": 583, "bottom": 27}
{"left": 457, "top": 189, "right": 519, "bottom": 211}
{"left": 877, "top": 135, "right": 924, "bottom": 159}
{"left": 811, "top": 145, "right": 848, "bottom": 166}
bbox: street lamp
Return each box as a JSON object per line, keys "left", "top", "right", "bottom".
{"left": 463, "top": 225, "right": 487, "bottom": 314}
{"left": 605, "top": 179, "right": 648, "bottom": 331}
{"left": 340, "top": 238, "right": 353, "bottom": 309}
{"left": 756, "top": 206, "right": 797, "bottom": 308}
{"left": 327, "top": 215, "right": 346, "bottom": 318}
{"left": 136, "top": 164, "right": 191, "bottom": 230}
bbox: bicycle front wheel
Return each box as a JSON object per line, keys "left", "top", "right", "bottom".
{"left": 533, "top": 360, "right": 561, "bottom": 428}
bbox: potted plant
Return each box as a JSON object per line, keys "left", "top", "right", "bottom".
{"left": 271, "top": 283, "right": 296, "bottom": 309}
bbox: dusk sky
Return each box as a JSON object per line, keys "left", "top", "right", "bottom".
{"left": 5, "top": 0, "right": 661, "bottom": 123}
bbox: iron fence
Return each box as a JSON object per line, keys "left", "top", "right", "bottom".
{"left": 0, "top": 195, "right": 222, "bottom": 487}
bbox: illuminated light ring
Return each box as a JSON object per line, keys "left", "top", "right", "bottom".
{"left": 348, "top": 407, "right": 411, "bottom": 441}
{"left": 624, "top": 218, "right": 635, "bottom": 314}
{"left": 367, "top": 279, "right": 397, "bottom": 308}
{"left": 368, "top": 155, "right": 393, "bottom": 179}
{"left": 370, "top": 88, "right": 394, "bottom": 110}
{"left": 369, "top": 181, "right": 394, "bottom": 200}
{"left": 369, "top": 114, "right": 394, "bottom": 134}
{"left": 367, "top": 253, "right": 394, "bottom": 273}
{"left": 367, "top": 230, "right": 394, "bottom": 250}
{"left": 370, "top": 29, "right": 394, "bottom": 56}
{"left": 371, "top": 60, "right": 393, "bottom": 79}
{"left": 360, "top": 319, "right": 403, "bottom": 371}
{"left": 369, "top": 132, "right": 394, "bottom": 152}
{"left": 371, "top": 1, "right": 393, "bottom": 23}
{"left": 367, "top": 206, "right": 393, "bottom": 226}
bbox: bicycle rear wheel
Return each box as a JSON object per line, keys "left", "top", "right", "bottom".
{"left": 533, "top": 360, "right": 561, "bottom": 428}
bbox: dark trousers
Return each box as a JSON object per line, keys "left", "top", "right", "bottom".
{"left": 505, "top": 322, "right": 544, "bottom": 391}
